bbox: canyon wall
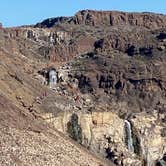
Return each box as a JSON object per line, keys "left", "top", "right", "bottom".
{"left": 41, "top": 111, "right": 166, "bottom": 166}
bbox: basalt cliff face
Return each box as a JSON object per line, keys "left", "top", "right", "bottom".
{"left": 35, "top": 10, "right": 166, "bottom": 29}
{"left": 0, "top": 10, "right": 166, "bottom": 166}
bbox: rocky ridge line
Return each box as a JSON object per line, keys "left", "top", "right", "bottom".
{"left": 35, "top": 10, "right": 166, "bottom": 30}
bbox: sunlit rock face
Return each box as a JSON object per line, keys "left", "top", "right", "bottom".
{"left": 0, "top": 10, "right": 166, "bottom": 166}
{"left": 131, "top": 113, "right": 166, "bottom": 166}
{"left": 40, "top": 108, "right": 166, "bottom": 166}
{"left": 40, "top": 112, "right": 130, "bottom": 165}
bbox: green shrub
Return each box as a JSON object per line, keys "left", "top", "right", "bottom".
{"left": 67, "top": 113, "right": 82, "bottom": 144}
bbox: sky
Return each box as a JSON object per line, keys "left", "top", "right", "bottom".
{"left": 0, "top": 0, "right": 166, "bottom": 27}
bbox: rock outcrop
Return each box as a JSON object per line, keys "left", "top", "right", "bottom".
{"left": 35, "top": 10, "right": 166, "bottom": 30}
{"left": 41, "top": 109, "right": 166, "bottom": 166}
{"left": 0, "top": 94, "right": 109, "bottom": 166}
{"left": 131, "top": 112, "right": 166, "bottom": 166}
{"left": 74, "top": 10, "right": 166, "bottom": 29}
{"left": 0, "top": 10, "right": 166, "bottom": 166}
{"left": 41, "top": 111, "right": 141, "bottom": 166}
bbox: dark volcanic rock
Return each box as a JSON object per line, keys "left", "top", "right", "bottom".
{"left": 35, "top": 10, "right": 166, "bottom": 30}
{"left": 74, "top": 10, "right": 166, "bottom": 29}
{"left": 34, "top": 17, "right": 73, "bottom": 28}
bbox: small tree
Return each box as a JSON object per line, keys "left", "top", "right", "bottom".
{"left": 67, "top": 113, "right": 82, "bottom": 144}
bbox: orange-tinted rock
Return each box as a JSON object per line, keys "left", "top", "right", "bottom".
{"left": 74, "top": 10, "right": 166, "bottom": 29}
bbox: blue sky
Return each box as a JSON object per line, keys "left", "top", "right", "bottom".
{"left": 0, "top": 0, "right": 166, "bottom": 27}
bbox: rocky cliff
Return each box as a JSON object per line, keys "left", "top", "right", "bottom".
{"left": 0, "top": 10, "right": 166, "bottom": 166}
{"left": 0, "top": 95, "right": 108, "bottom": 166}
{"left": 40, "top": 101, "right": 166, "bottom": 166}
{"left": 35, "top": 10, "right": 166, "bottom": 29}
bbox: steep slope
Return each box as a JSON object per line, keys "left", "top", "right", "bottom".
{"left": 0, "top": 30, "right": 110, "bottom": 166}
{"left": 0, "top": 94, "right": 109, "bottom": 166}
{"left": 0, "top": 10, "right": 166, "bottom": 166}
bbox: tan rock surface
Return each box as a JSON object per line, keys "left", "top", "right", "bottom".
{"left": 0, "top": 94, "right": 110, "bottom": 166}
